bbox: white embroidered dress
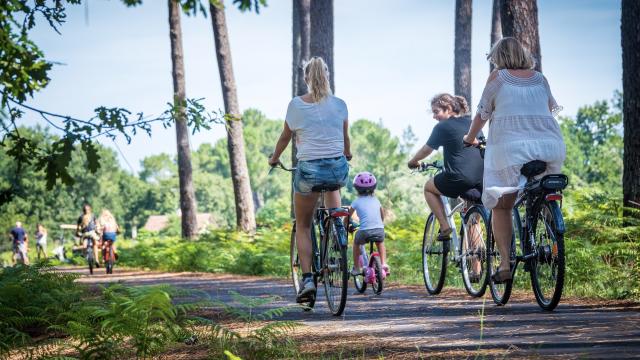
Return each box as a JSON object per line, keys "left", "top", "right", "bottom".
{"left": 477, "top": 69, "right": 566, "bottom": 209}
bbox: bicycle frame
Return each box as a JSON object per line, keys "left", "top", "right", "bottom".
{"left": 440, "top": 195, "right": 467, "bottom": 263}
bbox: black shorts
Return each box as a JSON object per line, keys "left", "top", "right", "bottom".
{"left": 434, "top": 172, "right": 482, "bottom": 199}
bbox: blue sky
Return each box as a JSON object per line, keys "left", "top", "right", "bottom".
{"left": 27, "top": 0, "right": 621, "bottom": 173}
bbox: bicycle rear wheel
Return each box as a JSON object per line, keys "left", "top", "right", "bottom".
{"left": 105, "top": 243, "right": 114, "bottom": 274}
{"left": 290, "top": 222, "right": 316, "bottom": 310}
{"left": 323, "top": 219, "right": 348, "bottom": 316}
{"left": 88, "top": 253, "right": 94, "bottom": 275}
{"left": 530, "top": 200, "right": 565, "bottom": 311}
{"left": 460, "top": 206, "right": 489, "bottom": 297}
{"left": 422, "top": 213, "right": 447, "bottom": 295}
{"left": 371, "top": 255, "right": 384, "bottom": 295}
{"left": 487, "top": 211, "right": 514, "bottom": 305}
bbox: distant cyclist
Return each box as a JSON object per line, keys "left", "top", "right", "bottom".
{"left": 35, "top": 223, "right": 48, "bottom": 260}
{"left": 10, "top": 221, "right": 29, "bottom": 265}
{"left": 98, "top": 209, "right": 120, "bottom": 262}
{"left": 76, "top": 203, "right": 100, "bottom": 267}
{"left": 268, "top": 56, "right": 351, "bottom": 303}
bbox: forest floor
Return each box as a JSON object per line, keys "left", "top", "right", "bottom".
{"left": 59, "top": 266, "right": 640, "bottom": 359}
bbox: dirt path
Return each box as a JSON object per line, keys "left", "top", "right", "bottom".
{"left": 61, "top": 267, "right": 640, "bottom": 359}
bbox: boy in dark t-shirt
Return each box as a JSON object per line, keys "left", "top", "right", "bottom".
{"left": 408, "top": 94, "right": 484, "bottom": 280}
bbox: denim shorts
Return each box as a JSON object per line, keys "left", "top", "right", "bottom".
{"left": 294, "top": 156, "right": 349, "bottom": 195}
{"left": 103, "top": 232, "right": 117, "bottom": 242}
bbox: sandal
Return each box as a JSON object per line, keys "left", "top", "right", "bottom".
{"left": 491, "top": 269, "right": 512, "bottom": 284}
{"left": 437, "top": 227, "right": 453, "bottom": 241}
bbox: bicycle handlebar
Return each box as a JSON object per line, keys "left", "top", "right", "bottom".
{"left": 411, "top": 161, "right": 443, "bottom": 173}
{"left": 269, "top": 161, "right": 296, "bottom": 174}
{"left": 463, "top": 135, "right": 487, "bottom": 149}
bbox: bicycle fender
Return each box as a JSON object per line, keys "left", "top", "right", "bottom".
{"left": 547, "top": 200, "right": 566, "bottom": 234}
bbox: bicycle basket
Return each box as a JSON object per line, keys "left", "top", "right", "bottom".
{"left": 540, "top": 174, "right": 568, "bottom": 191}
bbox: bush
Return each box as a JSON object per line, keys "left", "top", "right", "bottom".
{"left": 0, "top": 264, "right": 83, "bottom": 355}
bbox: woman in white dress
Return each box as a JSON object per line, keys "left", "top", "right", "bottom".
{"left": 463, "top": 37, "right": 566, "bottom": 283}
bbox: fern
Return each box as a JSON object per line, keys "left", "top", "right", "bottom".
{"left": 206, "top": 291, "right": 301, "bottom": 360}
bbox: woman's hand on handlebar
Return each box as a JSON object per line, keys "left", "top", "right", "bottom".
{"left": 407, "top": 159, "right": 420, "bottom": 169}
{"left": 462, "top": 134, "right": 479, "bottom": 147}
{"left": 268, "top": 154, "right": 280, "bottom": 167}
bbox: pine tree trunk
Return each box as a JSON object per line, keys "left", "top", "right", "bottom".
{"left": 209, "top": 1, "right": 256, "bottom": 232}
{"left": 622, "top": 0, "right": 640, "bottom": 220}
{"left": 454, "top": 0, "right": 472, "bottom": 106}
{"left": 310, "top": 0, "right": 334, "bottom": 93}
{"left": 490, "top": 0, "right": 502, "bottom": 72}
{"left": 500, "top": 0, "right": 541, "bottom": 72}
{"left": 291, "top": 0, "right": 310, "bottom": 217}
{"left": 168, "top": 0, "right": 198, "bottom": 239}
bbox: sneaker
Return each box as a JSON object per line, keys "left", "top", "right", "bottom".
{"left": 350, "top": 267, "right": 363, "bottom": 276}
{"left": 382, "top": 264, "right": 390, "bottom": 277}
{"left": 296, "top": 277, "right": 316, "bottom": 303}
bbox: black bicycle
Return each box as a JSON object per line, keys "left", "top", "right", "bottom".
{"left": 271, "top": 162, "right": 350, "bottom": 316}
{"left": 415, "top": 160, "right": 490, "bottom": 297}
{"left": 85, "top": 236, "right": 95, "bottom": 275}
{"left": 487, "top": 160, "right": 568, "bottom": 311}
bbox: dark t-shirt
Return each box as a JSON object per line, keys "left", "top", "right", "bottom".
{"left": 77, "top": 214, "right": 96, "bottom": 232}
{"left": 10, "top": 227, "right": 26, "bottom": 244}
{"left": 426, "top": 116, "right": 484, "bottom": 185}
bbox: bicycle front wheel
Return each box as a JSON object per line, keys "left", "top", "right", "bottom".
{"left": 460, "top": 206, "right": 489, "bottom": 297}
{"left": 487, "top": 211, "right": 514, "bottom": 306}
{"left": 530, "top": 200, "right": 565, "bottom": 311}
{"left": 323, "top": 219, "right": 348, "bottom": 316}
{"left": 422, "top": 213, "right": 447, "bottom": 295}
{"left": 371, "top": 255, "right": 384, "bottom": 295}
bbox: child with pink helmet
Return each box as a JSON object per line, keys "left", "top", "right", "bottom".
{"left": 348, "top": 171, "right": 389, "bottom": 276}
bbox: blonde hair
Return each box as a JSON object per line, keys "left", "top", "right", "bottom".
{"left": 99, "top": 209, "right": 117, "bottom": 228}
{"left": 303, "top": 57, "right": 331, "bottom": 103}
{"left": 430, "top": 93, "right": 469, "bottom": 117}
{"left": 487, "top": 37, "right": 535, "bottom": 70}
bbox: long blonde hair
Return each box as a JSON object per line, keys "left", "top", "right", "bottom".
{"left": 430, "top": 93, "right": 469, "bottom": 117}
{"left": 99, "top": 209, "right": 117, "bottom": 229}
{"left": 487, "top": 37, "right": 535, "bottom": 70}
{"left": 303, "top": 57, "right": 331, "bottom": 103}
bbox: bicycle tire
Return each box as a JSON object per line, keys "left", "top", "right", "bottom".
{"left": 371, "top": 255, "right": 384, "bottom": 295}
{"left": 290, "top": 222, "right": 316, "bottom": 310}
{"left": 460, "top": 206, "right": 489, "bottom": 297}
{"left": 530, "top": 200, "right": 565, "bottom": 311}
{"left": 353, "top": 269, "right": 367, "bottom": 294}
{"left": 422, "top": 213, "right": 447, "bottom": 295}
{"left": 106, "top": 243, "right": 114, "bottom": 275}
{"left": 323, "top": 219, "right": 348, "bottom": 316}
{"left": 487, "top": 211, "right": 513, "bottom": 306}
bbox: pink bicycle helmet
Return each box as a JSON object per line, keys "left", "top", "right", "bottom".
{"left": 353, "top": 172, "right": 377, "bottom": 193}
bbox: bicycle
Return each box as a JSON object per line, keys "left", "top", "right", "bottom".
{"left": 84, "top": 236, "right": 96, "bottom": 275}
{"left": 13, "top": 242, "right": 28, "bottom": 265}
{"left": 270, "top": 161, "right": 350, "bottom": 316}
{"left": 103, "top": 240, "right": 115, "bottom": 274}
{"left": 487, "top": 160, "right": 568, "bottom": 311}
{"left": 415, "top": 160, "right": 490, "bottom": 297}
{"left": 350, "top": 223, "right": 386, "bottom": 295}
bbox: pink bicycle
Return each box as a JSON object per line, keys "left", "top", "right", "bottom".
{"left": 351, "top": 224, "right": 386, "bottom": 295}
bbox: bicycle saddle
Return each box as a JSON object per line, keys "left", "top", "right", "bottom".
{"left": 460, "top": 188, "right": 482, "bottom": 203}
{"left": 311, "top": 183, "right": 342, "bottom": 192}
{"left": 520, "top": 160, "right": 547, "bottom": 179}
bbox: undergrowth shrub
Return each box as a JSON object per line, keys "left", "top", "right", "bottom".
{"left": 0, "top": 264, "right": 82, "bottom": 355}
{"left": 203, "top": 291, "right": 300, "bottom": 360}
{"left": 55, "top": 284, "right": 205, "bottom": 359}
